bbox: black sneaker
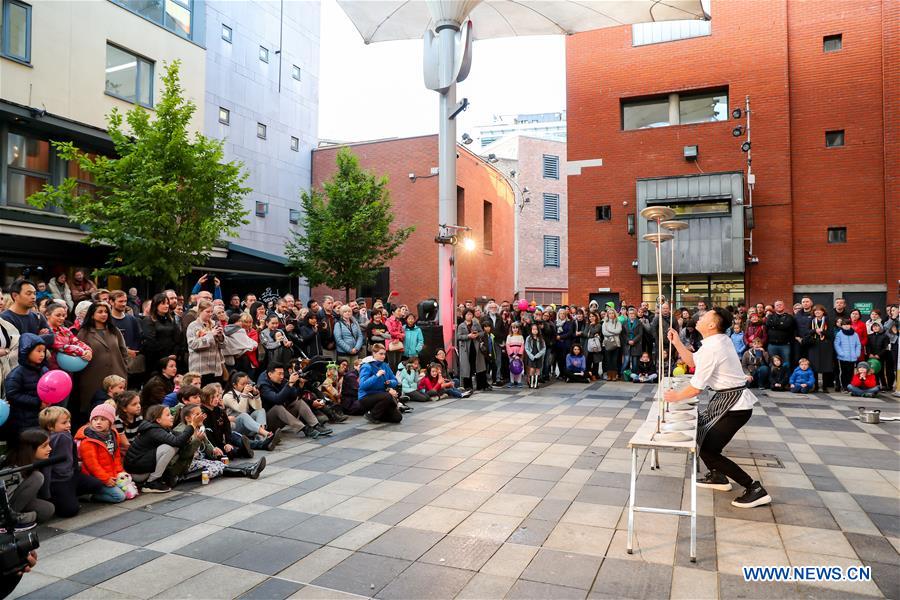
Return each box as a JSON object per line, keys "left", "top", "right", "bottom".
{"left": 696, "top": 470, "right": 732, "bottom": 491}
{"left": 0, "top": 510, "right": 37, "bottom": 533}
{"left": 141, "top": 479, "right": 172, "bottom": 494}
{"left": 240, "top": 434, "right": 254, "bottom": 458}
{"left": 364, "top": 411, "right": 379, "bottom": 424}
{"left": 731, "top": 481, "right": 772, "bottom": 508}
{"left": 264, "top": 428, "right": 282, "bottom": 451}
{"left": 399, "top": 403, "right": 413, "bottom": 413}
{"left": 315, "top": 423, "right": 334, "bottom": 436}
{"left": 303, "top": 425, "right": 320, "bottom": 439}
{"left": 460, "top": 389, "right": 473, "bottom": 398}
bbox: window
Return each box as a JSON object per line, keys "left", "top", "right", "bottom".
{"left": 67, "top": 152, "right": 101, "bottom": 197}
{"left": 289, "top": 209, "right": 300, "bottom": 224}
{"left": 825, "top": 130, "right": 845, "bottom": 147}
{"left": 292, "top": 65, "right": 301, "bottom": 81}
{"left": 221, "top": 24, "right": 232, "bottom": 43}
{"left": 218, "top": 107, "right": 230, "bottom": 125}
{"left": 543, "top": 236, "right": 560, "bottom": 267}
{"left": 456, "top": 186, "right": 465, "bottom": 226}
{"left": 290, "top": 136, "right": 299, "bottom": 152}
{"left": 483, "top": 200, "right": 493, "bottom": 251}
{"left": 114, "top": 0, "right": 194, "bottom": 40}
{"left": 259, "top": 46, "right": 269, "bottom": 63}
{"left": 623, "top": 97, "right": 670, "bottom": 130}
{"left": 255, "top": 201, "right": 268, "bottom": 217}
{"left": 1, "top": 0, "right": 31, "bottom": 62}
{"left": 6, "top": 131, "right": 50, "bottom": 208}
{"left": 679, "top": 90, "right": 728, "bottom": 125}
{"left": 105, "top": 44, "right": 154, "bottom": 107}
{"left": 595, "top": 205, "right": 611, "bottom": 221}
{"left": 542, "top": 155, "right": 559, "bottom": 179}
{"left": 827, "top": 227, "right": 847, "bottom": 244}
{"left": 543, "top": 193, "right": 560, "bottom": 221}
{"left": 632, "top": 19, "right": 710, "bottom": 46}
{"left": 671, "top": 201, "right": 730, "bottom": 216}
{"left": 823, "top": 34, "right": 842, "bottom": 52}
{"left": 257, "top": 123, "right": 267, "bottom": 139}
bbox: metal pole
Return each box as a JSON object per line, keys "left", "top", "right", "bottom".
{"left": 690, "top": 449, "right": 698, "bottom": 562}
{"left": 437, "top": 25, "right": 458, "bottom": 352}
{"left": 627, "top": 447, "right": 637, "bottom": 554}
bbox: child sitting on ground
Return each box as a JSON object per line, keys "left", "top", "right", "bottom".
{"left": 39, "top": 406, "right": 105, "bottom": 517}
{"left": 398, "top": 357, "right": 430, "bottom": 402}
{"left": 199, "top": 383, "right": 255, "bottom": 459}
{"left": 74, "top": 404, "right": 127, "bottom": 503}
{"left": 4, "top": 333, "right": 52, "bottom": 439}
{"left": 3, "top": 429, "right": 55, "bottom": 528}
{"left": 114, "top": 391, "right": 143, "bottom": 450}
{"left": 565, "top": 344, "right": 589, "bottom": 383}
{"left": 418, "top": 363, "right": 449, "bottom": 400}
{"left": 93, "top": 374, "right": 126, "bottom": 409}
{"left": 630, "top": 351, "right": 658, "bottom": 383}
{"left": 847, "top": 362, "right": 880, "bottom": 398}
{"left": 340, "top": 359, "right": 363, "bottom": 415}
{"left": 768, "top": 355, "right": 790, "bottom": 391}
{"left": 433, "top": 349, "right": 468, "bottom": 397}
{"left": 169, "top": 384, "right": 202, "bottom": 420}
{"left": 163, "top": 372, "right": 200, "bottom": 408}
{"left": 789, "top": 358, "right": 815, "bottom": 394}
{"left": 124, "top": 404, "right": 199, "bottom": 493}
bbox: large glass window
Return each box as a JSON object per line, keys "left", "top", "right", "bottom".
{"left": 1, "top": 0, "right": 31, "bottom": 62}
{"left": 105, "top": 44, "right": 154, "bottom": 107}
{"left": 670, "top": 201, "right": 730, "bottom": 216}
{"left": 679, "top": 91, "right": 728, "bottom": 125}
{"left": 67, "top": 152, "right": 100, "bottom": 197}
{"left": 115, "top": 0, "right": 193, "bottom": 40}
{"left": 164, "top": 0, "right": 191, "bottom": 37}
{"left": 6, "top": 132, "right": 50, "bottom": 207}
{"left": 623, "top": 98, "right": 670, "bottom": 130}
{"left": 642, "top": 275, "right": 745, "bottom": 308}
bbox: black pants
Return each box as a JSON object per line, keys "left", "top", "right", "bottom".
{"left": 603, "top": 348, "right": 621, "bottom": 376}
{"left": 359, "top": 392, "right": 402, "bottom": 423}
{"left": 403, "top": 390, "right": 431, "bottom": 402}
{"left": 700, "top": 409, "right": 754, "bottom": 489}
{"left": 49, "top": 472, "right": 106, "bottom": 519}
{"left": 837, "top": 360, "right": 856, "bottom": 390}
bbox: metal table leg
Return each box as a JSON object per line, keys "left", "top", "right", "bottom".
{"left": 690, "top": 449, "right": 697, "bottom": 562}
{"left": 627, "top": 446, "right": 637, "bottom": 554}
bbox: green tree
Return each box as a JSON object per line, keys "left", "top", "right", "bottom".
{"left": 28, "top": 61, "right": 249, "bottom": 284}
{"left": 286, "top": 148, "right": 414, "bottom": 301}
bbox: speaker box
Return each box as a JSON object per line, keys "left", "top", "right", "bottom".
{"left": 419, "top": 324, "right": 446, "bottom": 364}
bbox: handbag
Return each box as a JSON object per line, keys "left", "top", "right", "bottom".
{"left": 587, "top": 336, "right": 603, "bottom": 354}
{"left": 125, "top": 353, "right": 146, "bottom": 375}
{"left": 603, "top": 335, "right": 620, "bottom": 351}
{"left": 388, "top": 340, "right": 404, "bottom": 352}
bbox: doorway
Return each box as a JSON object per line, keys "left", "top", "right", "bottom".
{"left": 589, "top": 292, "right": 621, "bottom": 311}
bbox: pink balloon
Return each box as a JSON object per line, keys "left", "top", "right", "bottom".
{"left": 38, "top": 370, "right": 73, "bottom": 405}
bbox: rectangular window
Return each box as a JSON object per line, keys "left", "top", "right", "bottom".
{"left": 1, "top": 0, "right": 31, "bottom": 62}
{"left": 292, "top": 65, "right": 301, "bottom": 81}
{"left": 164, "top": 0, "right": 191, "bottom": 38}
{"left": 543, "top": 193, "right": 560, "bottom": 221}
{"left": 542, "top": 154, "right": 559, "bottom": 179}
{"left": 825, "top": 130, "right": 845, "bottom": 147}
{"left": 289, "top": 208, "right": 300, "bottom": 224}
{"left": 679, "top": 90, "right": 728, "bottom": 125}
{"left": 218, "top": 107, "right": 230, "bottom": 125}
{"left": 456, "top": 186, "right": 465, "bottom": 226}
{"left": 290, "top": 136, "right": 299, "bottom": 152}
{"left": 114, "top": 0, "right": 193, "bottom": 40}
{"left": 105, "top": 43, "right": 154, "bottom": 107}
{"left": 827, "top": 227, "right": 846, "bottom": 244}
{"left": 595, "top": 205, "right": 612, "bottom": 221}
{"left": 483, "top": 200, "right": 493, "bottom": 251}
{"left": 255, "top": 201, "right": 268, "bottom": 217}
{"left": 259, "top": 46, "right": 269, "bottom": 63}
{"left": 6, "top": 131, "right": 50, "bottom": 208}
{"left": 823, "top": 34, "right": 842, "bottom": 52}
{"left": 632, "top": 19, "right": 710, "bottom": 46}
{"left": 257, "top": 123, "right": 267, "bottom": 139}
{"left": 543, "top": 236, "right": 560, "bottom": 267}
{"left": 623, "top": 97, "right": 670, "bottom": 130}
{"left": 221, "top": 24, "right": 232, "bottom": 43}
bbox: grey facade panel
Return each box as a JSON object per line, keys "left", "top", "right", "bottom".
{"left": 637, "top": 172, "right": 744, "bottom": 276}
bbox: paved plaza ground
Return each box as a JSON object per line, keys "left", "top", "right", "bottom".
{"left": 12, "top": 381, "right": 900, "bottom": 600}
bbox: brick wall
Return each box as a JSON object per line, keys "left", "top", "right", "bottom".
{"left": 310, "top": 136, "right": 515, "bottom": 311}
{"left": 566, "top": 0, "right": 894, "bottom": 307}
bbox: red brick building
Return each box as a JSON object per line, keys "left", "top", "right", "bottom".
{"left": 311, "top": 135, "right": 515, "bottom": 310}
{"left": 567, "top": 0, "right": 897, "bottom": 313}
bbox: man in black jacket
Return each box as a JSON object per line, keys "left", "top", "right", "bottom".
{"left": 257, "top": 365, "right": 330, "bottom": 438}
{"left": 794, "top": 296, "right": 815, "bottom": 363}
{"left": 766, "top": 300, "right": 796, "bottom": 367}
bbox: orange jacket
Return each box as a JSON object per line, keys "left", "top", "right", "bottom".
{"left": 75, "top": 424, "right": 124, "bottom": 482}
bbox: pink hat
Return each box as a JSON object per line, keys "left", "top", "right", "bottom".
{"left": 90, "top": 403, "right": 116, "bottom": 425}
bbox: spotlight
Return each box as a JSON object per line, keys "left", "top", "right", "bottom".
{"left": 741, "top": 141, "right": 751, "bottom": 152}
{"left": 731, "top": 108, "right": 742, "bottom": 119}
{"left": 461, "top": 133, "right": 473, "bottom": 145}
{"left": 486, "top": 153, "right": 498, "bottom": 163}
{"left": 462, "top": 237, "right": 476, "bottom": 251}
{"left": 732, "top": 126, "right": 744, "bottom": 137}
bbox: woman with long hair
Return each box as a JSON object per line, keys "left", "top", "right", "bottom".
{"left": 142, "top": 293, "right": 181, "bottom": 370}
{"left": 185, "top": 300, "right": 226, "bottom": 386}
{"left": 76, "top": 302, "right": 128, "bottom": 415}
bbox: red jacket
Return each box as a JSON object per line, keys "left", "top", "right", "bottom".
{"left": 850, "top": 320, "right": 868, "bottom": 357}
{"left": 75, "top": 424, "right": 124, "bottom": 482}
{"left": 245, "top": 327, "right": 260, "bottom": 368}
{"left": 418, "top": 374, "right": 449, "bottom": 392}
{"left": 850, "top": 372, "right": 877, "bottom": 389}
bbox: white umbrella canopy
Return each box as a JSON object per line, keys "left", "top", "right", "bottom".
{"left": 337, "top": 0, "right": 709, "bottom": 43}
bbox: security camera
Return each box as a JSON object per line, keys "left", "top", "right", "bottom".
{"left": 408, "top": 173, "right": 416, "bottom": 181}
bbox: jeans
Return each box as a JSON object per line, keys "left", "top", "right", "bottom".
{"left": 847, "top": 384, "right": 880, "bottom": 396}
{"left": 630, "top": 373, "right": 658, "bottom": 383}
{"left": 790, "top": 384, "right": 810, "bottom": 393}
{"left": 768, "top": 344, "right": 790, "bottom": 366}
{"left": 750, "top": 365, "right": 769, "bottom": 389}
{"left": 92, "top": 484, "right": 127, "bottom": 503}
{"left": 10, "top": 472, "right": 55, "bottom": 523}
{"left": 700, "top": 409, "right": 754, "bottom": 489}
{"left": 233, "top": 410, "right": 268, "bottom": 438}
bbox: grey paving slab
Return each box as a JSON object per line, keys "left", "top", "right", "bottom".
{"left": 350, "top": 463, "right": 407, "bottom": 480}
{"left": 360, "top": 526, "right": 445, "bottom": 561}
{"left": 67, "top": 547, "right": 164, "bottom": 586}
{"left": 506, "top": 579, "right": 588, "bottom": 599}
{"left": 295, "top": 473, "right": 342, "bottom": 490}
{"left": 311, "top": 552, "right": 411, "bottom": 597}
{"left": 140, "top": 492, "right": 199, "bottom": 514}
{"left": 506, "top": 518, "right": 555, "bottom": 546}
{"left": 518, "top": 464, "right": 568, "bottom": 482}
{"left": 870, "top": 561, "right": 900, "bottom": 600}
{"left": 675, "top": 514, "right": 716, "bottom": 571}
{"left": 257, "top": 486, "right": 312, "bottom": 508}
{"left": 17, "top": 579, "right": 90, "bottom": 600}
{"left": 419, "top": 535, "right": 501, "bottom": 571}
{"left": 844, "top": 532, "right": 900, "bottom": 566}
{"left": 279, "top": 515, "right": 360, "bottom": 545}
{"left": 527, "top": 498, "right": 573, "bottom": 522}
{"left": 165, "top": 496, "right": 246, "bottom": 521}
{"left": 389, "top": 467, "right": 444, "bottom": 484}
{"left": 765, "top": 486, "right": 827, "bottom": 507}
{"left": 869, "top": 512, "right": 900, "bottom": 538}
{"left": 853, "top": 494, "right": 900, "bottom": 518}
{"left": 75, "top": 510, "right": 155, "bottom": 537}
{"left": 223, "top": 536, "right": 320, "bottom": 575}
{"left": 236, "top": 578, "right": 304, "bottom": 600}
{"left": 174, "top": 527, "right": 269, "bottom": 562}
{"left": 104, "top": 515, "right": 194, "bottom": 546}
{"left": 772, "top": 504, "right": 840, "bottom": 530}
{"left": 500, "top": 477, "right": 556, "bottom": 498}
{"left": 375, "top": 562, "right": 474, "bottom": 600}
{"left": 590, "top": 557, "right": 672, "bottom": 599}
{"left": 520, "top": 548, "right": 602, "bottom": 590}
{"left": 575, "top": 485, "right": 630, "bottom": 507}
{"left": 586, "top": 471, "right": 631, "bottom": 488}
{"left": 809, "top": 475, "right": 847, "bottom": 492}
{"left": 370, "top": 502, "right": 422, "bottom": 526}
{"left": 232, "top": 508, "right": 314, "bottom": 536}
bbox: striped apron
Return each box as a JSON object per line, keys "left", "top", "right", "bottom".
{"left": 696, "top": 385, "right": 747, "bottom": 449}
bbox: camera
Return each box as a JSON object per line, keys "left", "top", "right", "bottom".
{"left": 0, "top": 464, "right": 43, "bottom": 577}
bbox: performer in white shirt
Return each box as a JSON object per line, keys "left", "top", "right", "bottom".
{"left": 664, "top": 307, "right": 772, "bottom": 508}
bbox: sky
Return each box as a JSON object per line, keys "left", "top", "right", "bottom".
{"left": 317, "top": 0, "right": 567, "bottom": 142}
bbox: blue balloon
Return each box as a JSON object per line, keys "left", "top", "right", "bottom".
{"left": 57, "top": 353, "right": 89, "bottom": 373}
{"left": 0, "top": 400, "right": 9, "bottom": 427}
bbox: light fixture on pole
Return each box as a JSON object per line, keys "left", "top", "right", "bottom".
{"left": 461, "top": 133, "right": 473, "bottom": 145}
